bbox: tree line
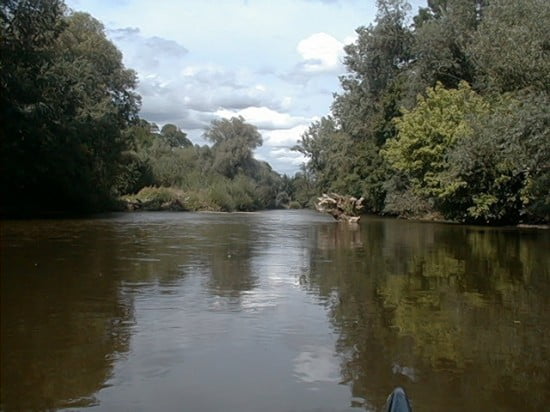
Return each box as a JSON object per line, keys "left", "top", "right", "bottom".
{"left": 118, "top": 117, "right": 288, "bottom": 212}
{"left": 293, "top": 0, "right": 549, "bottom": 224}
{"left": 2, "top": 0, "right": 548, "bottom": 223}
{"left": 1, "top": 0, "right": 292, "bottom": 215}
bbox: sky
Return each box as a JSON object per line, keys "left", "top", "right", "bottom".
{"left": 66, "top": 0, "right": 426, "bottom": 175}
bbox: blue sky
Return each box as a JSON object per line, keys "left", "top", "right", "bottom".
{"left": 66, "top": 0, "right": 426, "bottom": 175}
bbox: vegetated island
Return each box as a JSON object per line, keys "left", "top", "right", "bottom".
{"left": 1, "top": 0, "right": 548, "bottom": 226}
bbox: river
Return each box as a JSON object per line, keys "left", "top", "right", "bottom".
{"left": 1, "top": 210, "right": 549, "bottom": 411}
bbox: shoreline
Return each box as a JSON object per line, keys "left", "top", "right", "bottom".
{"left": 2, "top": 208, "right": 547, "bottom": 229}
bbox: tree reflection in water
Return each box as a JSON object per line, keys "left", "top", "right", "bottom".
{"left": 302, "top": 218, "right": 550, "bottom": 411}
{"left": 198, "top": 223, "right": 259, "bottom": 300}
{"left": 1, "top": 213, "right": 548, "bottom": 411}
{"left": 0, "top": 221, "right": 134, "bottom": 410}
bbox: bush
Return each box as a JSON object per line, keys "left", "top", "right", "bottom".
{"left": 123, "top": 186, "right": 188, "bottom": 211}
{"left": 208, "top": 182, "right": 236, "bottom": 212}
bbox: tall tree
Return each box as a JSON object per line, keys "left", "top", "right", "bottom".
{"left": 409, "top": 0, "right": 486, "bottom": 93}
{"left": 203, "top": 116, "right": 262, "bottom": 179}
{"left": 382, "top": 81, "right": 489, "bottom": 217}
{"left": 468, "top": 0, "right": 550, "bottom": 93}
{"left": 332, "top": 0, "right": 413, "bottom": 144}
{"left": 0, "top": 2, "right": 140, "bottom": 212}
{"left": 444, "top": 92, "right": 550, "bottom": 223}
{"left": 160, "top": 124, "right": 192, "bottom": 148}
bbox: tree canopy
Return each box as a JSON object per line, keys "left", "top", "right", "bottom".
{"left": 203, "top": 116, "right": 263, "bottom": 179}
{"left": 1, "top": 0, "right": 140, "bottom": 212}
{"left": 0, "top": 1, "right": 285, "bottom": 214}
{"left": 292, "top": 0, "right": 549, "bottom": 224}
{"left": 2, "top": 0, "right": 548, "bottom": 222}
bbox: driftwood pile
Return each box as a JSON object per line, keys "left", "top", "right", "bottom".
{"left": 315, "top": 193, "right": 365, "bottom": 223}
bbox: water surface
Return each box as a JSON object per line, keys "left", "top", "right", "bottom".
{"left": 1, "top": 211, "right": 549, "bottom": 411}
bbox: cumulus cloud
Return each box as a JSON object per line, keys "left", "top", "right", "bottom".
{"left": 102, "top": 26, "right": 334, "bottom": 175}
{"left": 296, "top": 32, "right": 344, "bottom": 73}
{"left": 110, "top": 27, "right": 140, "bottom": 38}
{"left": 65, "top": 0, "right": 384, "bottom": 175}
{"left": 263, "top": 124, "right": 309, "bottom": 146}
{"left": 108, "top": 27, "right": 188, "bottom": 73}
{"left": 106, "top": 27, "right": 288, "bottom": 131}
{"left": 255, "top": 146, "right": 306, "bottom": 175}
{"left": 145, "top": 36, "right": 188, "bottom": 58}
{"left": 216, "top": 107, "right": 310, "bottom": 130}
{"left": 177, "top": 67, "right": 282, "bottom": 113}
{"left": 281, "top": 32, "right": 348, "bottom": 83}
{"left": 254, "top": 123, "right": 312, "bottom": 175}
{"left": 270, "top": 148, "right": 307, "bottom": 165}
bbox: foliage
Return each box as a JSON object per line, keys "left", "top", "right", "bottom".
{"left": 409, "top": 0, "right": 484, "bottom": 92}
{"left": 0, "top": 1, "right": 284, "bottom": 214}
{"left": 159, "top": 124, "right": 192, "bottom": 148}
{"left": 382, "top": 84, "right": 549, "bottom": 223}
{"left": 468, "top": 0, "right": 550, "bottom": 93}
{"left": 288, "top": 201, "right": 302, "bottom": 209}
{"left": 382, "top": 82, "right": 489, "bottom": 208}
{"left": 203, "top": 116, "right": 262, "bottom": 179}
{"left": 293, "top": 117, "right": 343, "bottom": 193}
{"left": 293, "top": 118, "right": 389, "bottom": 212}
{"left": 332, "top": 0, "right": 413, "bottom": 143}
{"left": 122, "top": 186, "right": 187, "bottom": 211}
{"left": 0, "top": 1, "right": 140, "bottom": 213}
{"left": 444, "top": 92, "right": 550, "bottom": 223}
{"left": 293, "top": 0, "right": 549, "bottom": 224}
{"left": 3, "top": 0, "right": 547, "bottom": 222}
{"left": 117, "top": 117, "right": 284, "bottom": 212}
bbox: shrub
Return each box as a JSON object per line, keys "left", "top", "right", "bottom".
{"left": 123, "top": 186, "right": 188, "bottom": 211}
{"left": 288, "top": 201, "right": 302, "bottom": 209}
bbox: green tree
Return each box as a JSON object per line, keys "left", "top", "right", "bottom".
{"left": 444, "top": 92, "right": 550, "bottom": 223}
{"left": 55, "top": 12, "right": 140, "bottom": 198}
{"left": 160, "top": 124, "right": 192, "bottom": 148}
{"left": 290, "top": 169, "right": 317, "bottom": 207}
{"left": 293, "top": 117, "right": 344, "bottom": 193}
{"left": 332, "top": 0, "right": 413, "bottom": 144}
{"left": 408, "top": 0, "right": 486, "bottom": 93}
{"left": 294, "top": 117, "right": 388, "bottom": 212}
{"left": 468, "top": 0, "right": 550, "bottom": 93}
{"left": 203, "top": 116, "right": 262, "bottom": 179}
{"left": 382, "top": 81, "right": 489, "bottom": 215}
{"left": 291, "top": 0, "right": 549, "bottom": 223}
{"left": 0, "top": 1, "right": 140, "bottom": 212}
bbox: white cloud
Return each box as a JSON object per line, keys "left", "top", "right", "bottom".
{"left": 65, "top": 0, "right": 385, "bottom": 175}
{"left": 263, "top": 124, "right": 309, "bottom": 146}
{"left": 343, "top": 33, "right": 358, "bottom": 46}
{"left": 254, "top": 146, "right": 307, "bottom": 175}
{"left": 215, "top": 107, "right": 310, "bottom": 130}
{"left": 296, "top": 32, "right": 344, "bottom": 73}
{"left": 270, "top": 148, "right": 306, "bottom": 165}
{"left": 108, "top": 27, "right": 188, "bottom": 75}
{"left": 281, "top": 96, "right": 293, "bottom": 110}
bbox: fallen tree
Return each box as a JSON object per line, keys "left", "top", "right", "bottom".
{"left": 315, "top": 193, "right": 365, "bottom": 222}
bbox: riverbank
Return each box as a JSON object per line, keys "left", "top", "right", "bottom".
{"left": 118, "top": 186, "right": 300, "bottom": 213}
{"left": 116, "top": 188, "right": 549, "bottom": 229}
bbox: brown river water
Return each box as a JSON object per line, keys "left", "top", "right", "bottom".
{"left": 1, "top": 210, "right": 549, "bottom": 411}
